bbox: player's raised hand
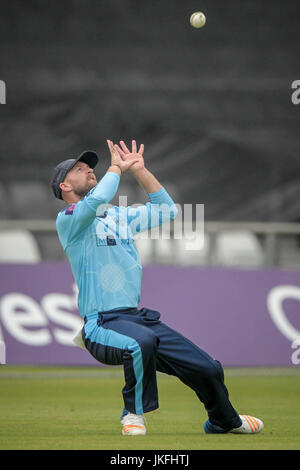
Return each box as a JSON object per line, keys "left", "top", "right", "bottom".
{"left": 107, "top": 140, "right": 139, "bottom": 174}
{"left": 114, "top": 140, "right": 145, "bottom": 174}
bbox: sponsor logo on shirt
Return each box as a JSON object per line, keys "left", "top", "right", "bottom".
{"left": 65, "top": 204, "right": 77, "bottom": 215}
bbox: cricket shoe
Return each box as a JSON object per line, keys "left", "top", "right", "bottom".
{"left": 121, "top": 413, "right": 146, "bottom": 436}
{"left": 230, "top": 415, "right": 264, "bottom": 434}
{"left": 204, "top": 415, "right": 263, "bottom": 434}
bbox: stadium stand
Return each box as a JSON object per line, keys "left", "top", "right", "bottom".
{"left": 0, "top": 183, "right": 12, "bottom": 219}
{"left": 0, "top": 0, "right": 299, "bottom": 266}
{"left": 9, "top": 181, "right": 59, "bottom": 220}
{"left": 0, "top": 230, "right": 41, "bottom": 263}
{"left": 215, "top": 230, "right": 264, "bottom": 268}
{"left": 175, "top": 232, "right": 210, "bottom": 266}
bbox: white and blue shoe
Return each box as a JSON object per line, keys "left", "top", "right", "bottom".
{"left": 204, "top": 415, "right": 264, "bottom": 434}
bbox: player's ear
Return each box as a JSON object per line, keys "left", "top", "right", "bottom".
{"left": 60, "top": 181, "right": 72, "bottom": 193}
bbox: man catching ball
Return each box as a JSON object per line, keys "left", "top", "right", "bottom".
{"left": 50, "top": 139, "right": 263, "bottom": 436}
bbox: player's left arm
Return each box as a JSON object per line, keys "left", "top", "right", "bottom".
{"left": 113, "top": 139, "right": 161, "bottom": 193}
{"left": 114, "top": 140, "right": 178, "bottom": 235}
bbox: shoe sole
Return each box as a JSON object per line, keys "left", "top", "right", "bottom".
{"left": 122, "top": 425, "right": 146, "bottom": 436}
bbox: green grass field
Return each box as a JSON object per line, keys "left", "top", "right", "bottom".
{"left": 0, "top": 366, "right": 299, "bottom": 450}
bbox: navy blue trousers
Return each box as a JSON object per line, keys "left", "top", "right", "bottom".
{"left": 82, "top": 307, "right": 241, "bottom": 430}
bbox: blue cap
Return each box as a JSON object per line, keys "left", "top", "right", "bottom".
{"left": 50, "top": 150, "right": 99, "bottom": 200}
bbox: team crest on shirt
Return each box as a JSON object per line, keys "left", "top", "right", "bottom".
{"left": 65, "top": 203, "right": 76, "bottom": 215}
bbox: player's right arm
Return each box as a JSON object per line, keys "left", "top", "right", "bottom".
{"left": 56, "top": 143, "right": 138, "bottom": 249}
{"left": 56, "top": 170, "right": 120, "bottom": 249}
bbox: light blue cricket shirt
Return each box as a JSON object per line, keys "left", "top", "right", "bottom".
{"left": 56, "top": 171, "right": 178, "bottom": 318}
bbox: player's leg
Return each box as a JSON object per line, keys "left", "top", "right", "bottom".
{"left": 122, "top": 306, "right": 242, "bottom": 430}
{"left": 82, "top": 313, "right": 160, "bottom": 420}
{"left": 150, "top": 319, "right": 242, "bottom": 431}
{"left": 152, "top": 319, "right": 263, "bottom": 433}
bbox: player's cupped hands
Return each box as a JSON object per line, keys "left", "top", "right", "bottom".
{"left": 107, "top": 139, "right": 140, "bottom": 174}
{"left": 114, "top": 140, "right": 145, "bottom": 174}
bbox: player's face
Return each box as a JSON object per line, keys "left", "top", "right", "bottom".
{"left": 65, "top": 161, "right": 97, "bottom": 198}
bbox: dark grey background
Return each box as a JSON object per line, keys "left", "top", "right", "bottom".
{"left": 0, "top": 0, "right": 299, "bottom": 222}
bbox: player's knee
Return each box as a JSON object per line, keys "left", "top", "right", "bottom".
{"left": 203, "top": 361, "right": 223, "bottom": 382}
{"left": 137, "top": 333, "right": 159, "bottom": 355}
{"left": 213, "top": 359, "right": 225, "bottom": 380}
